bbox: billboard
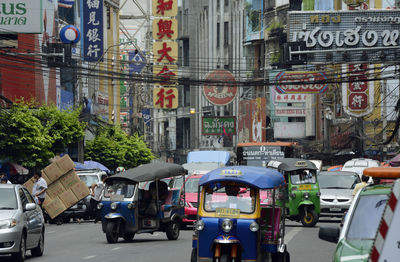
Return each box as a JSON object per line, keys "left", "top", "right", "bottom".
{"left": 203, "top": 69, "right": 238, "bottom": 106}
{"left": 238, "top": 98, "right": 266, "bottom": 143}
{"left": 0, "top": 0, "right": 43, "bottom": 33}
{"left": 81, "top": 0, "right": 104, "bottom": 62}
{"left": 274, "top": 71, "right": 328, "bottom": 94}
{"left": 287, "top": 10, "right": 400, "bottom": 64}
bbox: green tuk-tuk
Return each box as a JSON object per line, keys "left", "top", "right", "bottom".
{"left": 267, "top": 158, "right": 320, "bottom": 227}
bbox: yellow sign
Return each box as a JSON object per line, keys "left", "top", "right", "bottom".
{"left": 216, "top": 208, "right": 240, "bottom": 218}
{"left": 153, "top": 87, "right": 178, "bottom": 109}
{"left": 152, "top": 18, "right": 178, "bottom": 40}
{"left": 153, "top": 41, "right": 178, "bottom": 64}
{"left": 295, "top": 161, "right": 307, "bottom": 167}
{"left": 152, "top": 0, "right": 178, "bottom": 17}
{"left": 220, "top": 169, "right": 242, "bottom": 177}
{"left": 299, "top": 185, "right": 312, "bottom": 190}
{"left": 153, "top": 64, "right": 178, "bottom": 85}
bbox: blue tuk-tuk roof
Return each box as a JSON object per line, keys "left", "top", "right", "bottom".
{"left": 199, "top": 166, "right": 285, "bottom": 189}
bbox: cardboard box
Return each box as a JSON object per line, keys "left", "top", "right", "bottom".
{"left": 44, "top": 197, "right": 66, "bottom": 219}
{"left": 56, "top": 154, "right": 75, "bottom": 174}
{"left": 59, "top": 170, "right": 80, "bottom": 189}
{"left": 42, "top": 161, "right": 63, "bottom": 183}
{"left": 71, "top": 181, "right": 91, "bottom": 201}
{"left": 23, "top": 178, "right": 34, "bottom": 194}
{"left": 42, "top": 195, "right": 53, "bottom": 208}
{"left": 46, "top": 180, "right": 66, "bottom": 199}
{"left": 41, "top": 171, "right": 52, "bottom": 186}
{"left": 59, "top": 189, "right": 79, "bottom": 209}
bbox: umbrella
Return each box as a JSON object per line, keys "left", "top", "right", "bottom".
{"left": 83, "top": 160, "right": 110, "bottom": 172}
{"left": 74, "top": 162, "right": 90, "bottom": 170}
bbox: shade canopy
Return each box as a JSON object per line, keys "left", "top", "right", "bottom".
{"left": 108, "top": 163, "right": 187, "bottom": 183}
{"left": 267, "top": 158, "right": 318, "bottom": 172}
{"left": 199, "top": 166, "right": 285, "bottom": 189}
{"left": 83, "top": 160, "right": 110, "bottom": 172}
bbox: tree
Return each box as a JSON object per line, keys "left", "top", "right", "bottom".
{"left": 85, "top": 126, "right": 154, "bottom": 172}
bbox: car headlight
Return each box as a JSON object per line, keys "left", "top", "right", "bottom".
{"left": 195, "top": 220, "right": 205, "bottom": 231}
{"left": 0, "top": 219, "right": 17, "bottom": 229}
{"left": 249, "top": 222, "right": 259, "bottom": 232}
{"left": 110, "top": 202, "right": 118, "bottom": 210}
{"left": 303, "top": 192, "right": 310, "bottom": 200}
{"left": 221, "top": 219, "right": 233, "bottom": 233}
{"left": 97, "top": 203, "right": 103, "bottom": 210}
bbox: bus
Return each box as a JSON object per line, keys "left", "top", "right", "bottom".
{"left": 236, "top": 142, "right": 299, "bottom": 167}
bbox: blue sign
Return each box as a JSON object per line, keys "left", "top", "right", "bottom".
{"left": 129, "top": 51, "right": 146, "bottom": 74}
{"left": 81, "top": 0, "right": 104, "bottom": 62}
{"left": 142, "top": 109, "right": 151, "bottom": 126}
{"left": 60, "top": 25, "right": 80, "bottom": 44}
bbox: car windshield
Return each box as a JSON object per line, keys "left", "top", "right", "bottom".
{"left": 346, "top": 194, "right": 388, "bottom": 240}
{"left": 185, "top": 177, "right": 200, "bottom": 193}
{"left": 104, "top": 181, "right": 136, "bottom": 198}
{"left": 319, "top": 175, "right": 359, "bottom": 189}
{"left": 79, "top": 174, "right": 99, "bottom": 187}
{"left": 290, "top": 171, "right": 316, "bottom": 185}
{"left": 204, "top": 183, "right": 256, "bottom": 214}
{"left": 0, "top": 188, "right": 18, "bottom": 210}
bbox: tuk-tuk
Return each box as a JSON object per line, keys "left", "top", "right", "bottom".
{"left": 267, "top": 158, "right": 320, "bottom": 227}
{"left": 98, "top": 163, "right": 187, "bottom": 243}
{"left": 191, "top": 166, "right": 290, "bottom": 262}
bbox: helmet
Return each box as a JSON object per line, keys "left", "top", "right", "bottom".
{"left": 116, "top": 167, "right": 125, "bottom": 173}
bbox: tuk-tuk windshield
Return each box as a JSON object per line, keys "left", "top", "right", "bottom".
{"left": 290, "top": 170, "right": 316, "bottom": 185}
{"left": 204, "top": 183, "right": 256, "bottom": 214}
{"left": 104, "top": 180, "right": 136, "bottom": 198}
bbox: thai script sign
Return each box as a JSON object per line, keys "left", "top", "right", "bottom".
{"left": 274, "top": 71, "right": 328, "bottom": 93}
{"left": 203, "top": 69, "right": 238, "bottom": 105}
{"left": 342, "top": 64, "right": 374, "bottom": 117}
{"left": 82, "top": 0, "right": 104, "bottom": 62}
{"left": 287, "top": 10, "right": 400, "bottom": 64}
{"left": 241, "top": 146, "right": 285, "bottom": 162}
{"left": 0, "top": 0, "right": 42, "bottom": 33}
{"left": 202, "top": 117, "right": 236, "bottom": 136}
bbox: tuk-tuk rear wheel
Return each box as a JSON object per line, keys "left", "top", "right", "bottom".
{"left": 300, "top": 208, "right": 318, "bottom": 227}
{"left": 106, "top": 221, "right": 120, "bottom": 244}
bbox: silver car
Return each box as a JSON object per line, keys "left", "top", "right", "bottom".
{"left": 0, "top": 184, "right": 45, "bottom": 261}
{"left": 318, "top": 171, "right": 361, "bottom": 217}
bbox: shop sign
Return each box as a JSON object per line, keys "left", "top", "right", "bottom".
{"left": 0, "top": 0, "right": 42, "bottom": 33}
{"left": 275, "top": 93, "right": 307, "bottom": 103}
{"left": 202, "top": 116, "right": 236, "bottom": 136}
{"left": 275, "top": 108, "right": 306, "bottom": 116}
{"left": 274, "top": 71, "right": 328, "bottom": 94}
{"left": 203, "top": 69, "right": 238, "bottom": 105}
{"left": 82, "top": 0, "right": 104, "bottom": 62}
{"left": 152, "top": 0, "right": 177, "bottom": 17}
{"left": 287, "top": 10, "right": 400, "bottom": 64}
{"left": 153, "top": 87, "right": 178, "bottom": 109}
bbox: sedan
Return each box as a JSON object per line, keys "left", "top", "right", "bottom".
{"left": 318, "top": 171, "right": 361, "bottom": 217}
{"left": 0, "top": 184, "right": 45, "bottom": 261}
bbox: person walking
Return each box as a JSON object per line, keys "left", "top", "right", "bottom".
{"left": 91, "top": 174, "right": 107, "bottom": 223}
{"left": 0, "top": 172, "right": 11, "bottom": 184}
{"left": 32, "top": 169, "right": 48, "bottom": 208}
{"left": 352, "top": 175, "right": 369, "bottom": 197}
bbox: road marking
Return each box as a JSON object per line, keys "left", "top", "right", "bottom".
{"left": 284, "top": 228, "right": 301, "bottom": 243}
{"left": 83, "top": 255, "right": 96, "bottom": 259}
{"left": 112, "top": 247, "right": 122, "bottom": 251}
{"left": 47, "top": 231, "right": 56, "bottom": 234}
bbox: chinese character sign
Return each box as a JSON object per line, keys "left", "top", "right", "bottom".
{"left": 153, "top": 64, "right": 178, "bottom": 85}
{"left": 152, "top": 19, "right": 178, "bottom": 40}
{"left": 152, "top": 0, "right": 177, "bottom": 17}
{"left": 153, "top": 87, "right": 178, "bottom": 109}
{"left": 342, "top": 64, "right": 374, "bottom": 117}
{"left": 153, "top": 42, "right": 178, "bottom": 63}
{"left": 82, "top": 0, "right": 104, "bottom": 62}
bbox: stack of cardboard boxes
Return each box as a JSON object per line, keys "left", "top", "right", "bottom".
{"left": 24, "top": 155, "right": 90, "bottom": 219}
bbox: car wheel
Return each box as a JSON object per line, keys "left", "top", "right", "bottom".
{"left": 166, "top": 220, "right": 180, "bottom": 240}
{"left": 31, "top": 230, "right": 45, "bottom": 257}
{"left": 106, "top": 221, "right": 119, "bottom": 244}
{"left": 12, "top": 234, "right": 26, "bottom": 262}
{"left": 300, "top": 208, "right": 318, "bottom": 227}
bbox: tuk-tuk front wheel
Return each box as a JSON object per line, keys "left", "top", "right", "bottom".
{"left": 300, "top": 208, "right": 318, "bottom": 227}
{"left": 190, "top": 248, "right": 197, "bottom": 262}
{"left": 166, "top": 220, "right": 180, "bottom": 240}
{"left": 106, "top": 221, "right": 120, "bottom": 244}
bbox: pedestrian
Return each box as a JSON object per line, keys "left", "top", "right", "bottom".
{"left": 90, "top": 174, "right": 107, "bottom": 223}
{"left": 1, "top": 177, "right": 8, "bottom": 184}
{"left": 0, "top": 171, "right": 11, "bottom": 184}
{"left": 352, "top": 175, "right": 369, "bottom": 197}
{"left": 32, "top": 169, "right": 48, "bottom": 208}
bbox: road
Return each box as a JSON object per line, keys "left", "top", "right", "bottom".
{"left": 1, "top": 218, "right": 339, "bottom": 262}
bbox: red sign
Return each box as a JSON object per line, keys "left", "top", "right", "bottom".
{"left": 274, "top": 71, "right": 328, "bottom": 94}
{"left": 348, "top": 64, "right": 368, "bottom": 111}
{"left": 203, "top": 69, "right": 237, "bottom": 105}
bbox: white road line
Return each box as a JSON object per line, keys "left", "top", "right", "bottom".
{"left": 47, "top": 231, "right": 56, "bottom": 234}
{"left": 112, "top": 247, "right": 122, "bottom": 251}
{"left": 83, "top": 255, "right": 96, "bottom": 259}
{"left": 284, "top": 228, "right": 301, "bottom": 243}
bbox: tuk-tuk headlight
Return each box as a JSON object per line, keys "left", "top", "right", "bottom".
{"left": 221, "top": 219, "right": 233, "bottom": 233}
{"left": 111, "top": 202, "right": 118, "bottom": 210}
{"left": 249, "top": 222, "right": 259, "bottom": 232}
{"left": 97, "top": 203, "right": 103, "bottom": 210}
{"left": 304, "top": 192, "right": 310, "bottom": 200}
{"left": 127, "top": 203, "right": 135, "bottom": 209}
{"left": 195, "top": 220, "right": 205, "bottom": 231}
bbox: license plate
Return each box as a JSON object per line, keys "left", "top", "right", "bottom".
{"left": 330, "top": 207, "right": 341, "bottom": 212}
{"left": 299, "top": 185, "right": 312, "bottom": 190}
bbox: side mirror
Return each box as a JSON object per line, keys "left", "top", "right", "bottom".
{"left": 25, "top": 203, "right": 36, "bottom": 212}
{"left": 319, "top": 226, "right": 340, "bottom": 243}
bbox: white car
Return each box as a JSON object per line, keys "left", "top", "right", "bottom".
{"left": 341, "top": 158, "right": 380, "bottom": 178}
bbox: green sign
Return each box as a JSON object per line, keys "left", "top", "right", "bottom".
{"left": 202, "top": 117, "right": 236, "bottom": 136}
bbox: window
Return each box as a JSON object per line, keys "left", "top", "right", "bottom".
{"left": 19, "top": 188, "right": 28, "bottom": 208}
{"left": 183, "top": 39, "right": 189, "bottom": 66}
{"left": 107, "top": 7, "right": 111, "bottom": 29}
{"left": 23, "top": 188, "right": 35, "bottom": 203}
{"left": 224, "top": 22, "right": 229, "bottom": 46}
{"left": 0, "top": 188, "right": 18, "bottom": 209}
{"left": 217, "top": 23, "right": 220, "bottom": 48}
{"left": 224, "top": 0, "right": 229, "bottom": 7}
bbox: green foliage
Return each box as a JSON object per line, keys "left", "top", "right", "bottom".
{"left": 0, "top": 102, "right": 85, "bottom": 169}
{"left": 85, "top": 126, "right": 154, "bottom": 172}
{"left": 266, "top": 18, "right": 284, "bottom": 33}
{"left": 246, "top": 3, "right": 261, "bottom": 32}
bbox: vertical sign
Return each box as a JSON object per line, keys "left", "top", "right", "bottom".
{"left": 82, "top": 0, "right": 104, "bottom": 62}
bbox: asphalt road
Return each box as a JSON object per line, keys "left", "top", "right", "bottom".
{"left": 1, "top": 218, "right": 339, "bottom": 262}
